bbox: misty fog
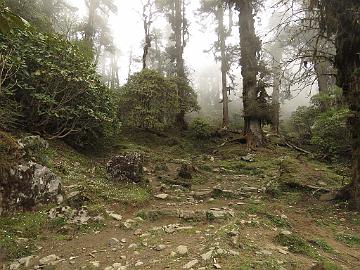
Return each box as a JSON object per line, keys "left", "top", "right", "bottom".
{"left": 68, "top": 0, "right": 316, "bottom": 121}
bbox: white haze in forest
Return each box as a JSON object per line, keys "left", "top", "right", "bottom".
{"left": 69, "top": 0, "right": 315, "bottom": 118}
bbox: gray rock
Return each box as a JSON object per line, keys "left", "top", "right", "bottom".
{"left": 178, "top": 163, "right": 195, "bottom": 179}
{"left": 280, "top": 230, "right": 292, "bottom": 236}
{"left": 106, "top": 153, "right": 144, "bottom": 183}
{"left": 39, "top": 254, "right": 60, "bottom": 266}
{"left": 201, "top": 250, "right": 213, "bottom": 261}
{"left": 1, "top": 162, "right": 62, "bottom": 213}
{"left": 155, "top": 244, "right": 166, "bottom": 251}
{"left": 90, "top": 261, "right": 100, "bottom": 268}
{"left": 229, "top": 250, "right": 240, "bottom": 256}
{"left": 9, "top": 262, "right": 20, "bottom": 270}
{"left": 176, "top": 245, "right": 188, "bottom": 255}
{"left": 112, "top": 263, "right": 127, "bottom": 270}
{"left": 18, "top": 255, "right": 33, "bottom": 267}
{"left": 66, "top": 191, "right": 89, "bottom": 208}
{"left": 135, "top": 261, "right": 144, "bottom": 267}
{"left": 108, "top": 238, "right": 120, "bottom": 247}
{"left": 183, "top": 259, "right": 198, "bottom": 269}
{"left": 109, "top": 213, "right": 123, "bottom": 221}
{"left": 206, "top": 209, "right": 235, "bottom": 220}
{"left": 241, "top": 154, "right": 255, "bottom": 162}
{"left": 128, "top": 243, "right": 138, "bottom": 249}
{"left": 155, "top": 193, "right": 169, "bottom": 200}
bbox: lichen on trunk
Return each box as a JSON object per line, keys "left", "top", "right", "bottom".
{"left": 237, "top": 0, "right": 264, "bottom": 146}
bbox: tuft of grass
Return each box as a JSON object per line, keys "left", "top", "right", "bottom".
{"left": 335, "top": 233, "right": 360, "bottom": 247}
{"left": 310, "top": 239, "right": 334, "bottom": 253}
{"left": 275, "top": 233, "right": 319, "bottom": 258}
{"left": 265, "top": 214, "right": 291, "bottom": 228}
{"left": 318, "top": 261, "right": 344, "bottom": 270}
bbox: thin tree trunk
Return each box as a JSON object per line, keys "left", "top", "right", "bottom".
{"left": 174, "top": 0, "right": 187, "bottom": 129}
{"left": 218, "top": 4, "right": 229, "bottom": 129}
{"left": 142, "top": 2, "right": 152, "bottom": 70}
{"left": 238, "top": 0, "right": 264, "bottom": 146}
{"left": 271, "top": 43, "right": 283, "bottom": 134}
{"left": 85, "top": 0, "right": 96, "bottom": 50}
{"left": 127, "top": 48, "right": 133, "bottom": 80}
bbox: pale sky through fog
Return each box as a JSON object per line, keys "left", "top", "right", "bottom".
{"left": 69, "top": 0, "right": 220, "bottom": 84}
{"left": 68, "top": 0, "right": 273, "bottom": 81}
{"left": 69, "top": 0, "right": 313, "bottom": 113}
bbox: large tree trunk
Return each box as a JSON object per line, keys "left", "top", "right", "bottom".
{"left": 314, "top": 59, "right": 333, "bottom": 93}
{"left": 238, "top": 0, "right": 264, "bottom": 146}
{"left": 217, "top": 4, "right": 229, "bottom": 129}
{"left": 330, "top": 0, "right": 360, "bottom": 209}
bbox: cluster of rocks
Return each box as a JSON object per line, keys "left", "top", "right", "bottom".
{"left": 1, "top": 135, "right": 148, "bottom": 215}
{"left": 138, "top": 207, "right": 235, "bottom": 222}
{"left": 47, "top": 205, "right": 104, "bottom": 225}
{"left": 9, "top": 254, "right": 61, "bottom": 270}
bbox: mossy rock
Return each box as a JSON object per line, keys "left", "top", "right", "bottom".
{"left": 0, "top": 131, "right": 21, "bottom": 176}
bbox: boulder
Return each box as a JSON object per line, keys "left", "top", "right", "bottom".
{"left": 0, "top": 162, "right": 63, "bottom": 214}
{"left": 106, "top": 152, "right": 144, "bottom": 183}
{"left": 178, "top": 163, "right": 195, "bottom": 179}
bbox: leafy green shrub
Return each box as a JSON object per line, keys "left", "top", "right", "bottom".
{"left": 0, "top": 29, "right": 117, "bottom": 149}
{"left": 286, "top": 88, "right": 351, "bottom": 159}
{"left": 118, "top": 69, "right": 179, "bottom": 131}
{"left": 311, "top": 108, "right": 351, "bottom": 158}
{"left": 288, "top": 106, "right": 317, "bottom": 144}
{"left": 189, "top": 118, "right": 214, "bottom": 139}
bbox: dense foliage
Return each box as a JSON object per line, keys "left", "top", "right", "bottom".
{"left": 0, "top": 28, "right": 117, "bottom": 148}
{"left": 189, "top": 118, "right": 214, "bottom": 139}
{"left": 118, "top": 69, "right": 179, "bottom": 131}
{"left": 287, "top": 88, "right": 351, "bottom": 159}
{"left": 170, "top": 76, "right": 200, "bottom": 116}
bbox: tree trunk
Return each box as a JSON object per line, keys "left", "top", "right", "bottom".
{"left": 217, "top": 4, "right": 229, "bottom": 129}
{"left": 174, "top": 0, "right": 187, "bottom": 129}
{"left": 271, "top": 42, "right": 283, "bottom": 134}
{"left": 238, "top": 0, "right": 264, "bottom": 146}
{"left": 330, "top": 0, "right": 360, "bottom": 209}
{"left": 142, "top": 3, "right": 152, "bottom": 70}
{"left": 84, "top": 0, "right": 96, "bottom": 50}
{"left": 127, "top": 48, "right": 133, "bottom": 79}
{"left": 271, "top": 76, "right": 280, "bottom": 134}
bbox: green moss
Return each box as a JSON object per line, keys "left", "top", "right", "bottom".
{"left": 0, "top": 131, "right": 20, "bottom": 174}
{"left": 0, "top": 212, "right": 47, "bottom": 259}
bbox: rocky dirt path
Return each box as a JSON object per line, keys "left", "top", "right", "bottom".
{"left": 5, "top": 146, "right": 360, "bottom": 270}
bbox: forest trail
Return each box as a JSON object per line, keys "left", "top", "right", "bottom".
{"left": 3, "top": 136, "right": 357, "bottom": 270}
